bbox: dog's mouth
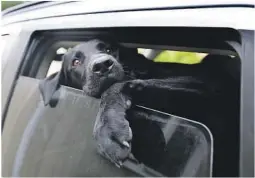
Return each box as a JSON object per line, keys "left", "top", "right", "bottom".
{"left": 82, "top": 77, "right": 123, "bottom": 98}
{"left": 82, "top": 60, "right": 125, "bottom": 98}
{"left": 101, "top": 75, "right": 123, "bottom": 89}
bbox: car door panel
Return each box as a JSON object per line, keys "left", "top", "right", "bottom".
{"left": 2, "top": 76, "right": 139, "bottom": 177}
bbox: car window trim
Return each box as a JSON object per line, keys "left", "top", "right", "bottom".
{"left": 3, "top": 4, "right": 254, "bottom": 26}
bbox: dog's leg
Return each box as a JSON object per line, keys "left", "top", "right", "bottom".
{"left": 93, "top": 76, "right": 206, "bottom": 167}
{"left": 93, "top": 82, "right": 134, "bottom": 167}
{"left": 120, "top": 77, "right": 208, "bottom": 109}
{"left": 122, "top": 77, "right": 206, "bottom": 95}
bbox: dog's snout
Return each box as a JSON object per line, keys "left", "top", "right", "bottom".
{"left": 92, "top": 59, "right": 114, "bottom": 75}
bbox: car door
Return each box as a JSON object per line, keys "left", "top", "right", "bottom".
{"left": 2, "top": 3, "right": 254, "bottom": 177}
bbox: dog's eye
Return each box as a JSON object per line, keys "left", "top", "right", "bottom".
{"left": 72, "top": 51, "right": 83, "bottom": 66}
{"left": 72, "top": 59, "right": 81, "bottom": 66}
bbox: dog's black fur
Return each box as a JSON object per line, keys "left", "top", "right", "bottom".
{"left": 39, "top": 38, "right": 239, "bottom": 176}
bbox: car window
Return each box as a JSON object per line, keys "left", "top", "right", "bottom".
{"left": 138, "top": 48, "right": 207, "bottom": 64}
{"left": 47, "top": 47, "right": 207, "bottom": 77}
{"left": 2, "top": 27, "right": 242, "bottom": 177}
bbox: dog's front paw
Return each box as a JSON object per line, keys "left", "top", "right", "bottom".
{"left": 121, "top": 79, "right": 146, "bottom": 96}
{"left": 93, "top": 108, "right": 133, "bottom": 167}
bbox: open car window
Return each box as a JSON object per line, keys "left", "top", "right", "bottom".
{"left": 2, "top": 27, "right": 242, "bottom": 177}
{"left": 138, "top": 48, "right": 207, "bottom": 64}
{"left": 46, "top": 47, "right": 208, "bottom": 77}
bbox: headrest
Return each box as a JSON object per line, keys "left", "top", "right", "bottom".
{"left": 201, "top": 54, "right": 240, "bottom": 80}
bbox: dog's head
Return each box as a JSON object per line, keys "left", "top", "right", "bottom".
{"left": 39, "top": 38, "right": 125, "bottom": 106}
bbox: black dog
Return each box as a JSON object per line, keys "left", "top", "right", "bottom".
{"left": 39, "top": 38, "right": 239, "bottom": 176}
{"left": 39, "top": 39, "right": 125, "bottom": 105}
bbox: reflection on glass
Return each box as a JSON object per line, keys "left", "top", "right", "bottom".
{"left": 123, "top": 105, "right": 213, "bottom": 177}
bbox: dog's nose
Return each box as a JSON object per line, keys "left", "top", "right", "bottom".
{"left": 92, "top": 59, "right": 114, "bottom": 75}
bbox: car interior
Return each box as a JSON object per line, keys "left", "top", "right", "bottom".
{"left": 2, "top": 27, "right": 241, "bottom": 177}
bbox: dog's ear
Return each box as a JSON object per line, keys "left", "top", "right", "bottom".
{"left": 39, "top": 54, "right": 70, "bottom": 107}
{"left": 39, "top": 72, "right": 63, "bottom": 107}
{"left": 39, "top": 49, "right": 77, "bottom": 106}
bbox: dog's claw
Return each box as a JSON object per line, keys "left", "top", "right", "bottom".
{"left": 129, "top": 127, "right": 132, "bottom": 139}
{"left": 127, "top": 80, "right": 145, "bottom": 92}
{"left": 122, "top": 141, "right": 130, "bottom": 148}
{"left": 115, "top": 161, "right": 123, "bottom": 168}
{"left": 126, "top": 100, "right": 132, "bottom": 108}
{"left": 129, "top": 83, "right": 135, "bottom": 88}
{"left": 115, "top": 163, "right": 120, "bottom": 168}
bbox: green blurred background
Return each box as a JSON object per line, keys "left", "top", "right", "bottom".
{"left": 1, "top": 1, "right": 207, "bottom": 64}
{"left": 1, "top": 1, "right": 26, "bottom": 11}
